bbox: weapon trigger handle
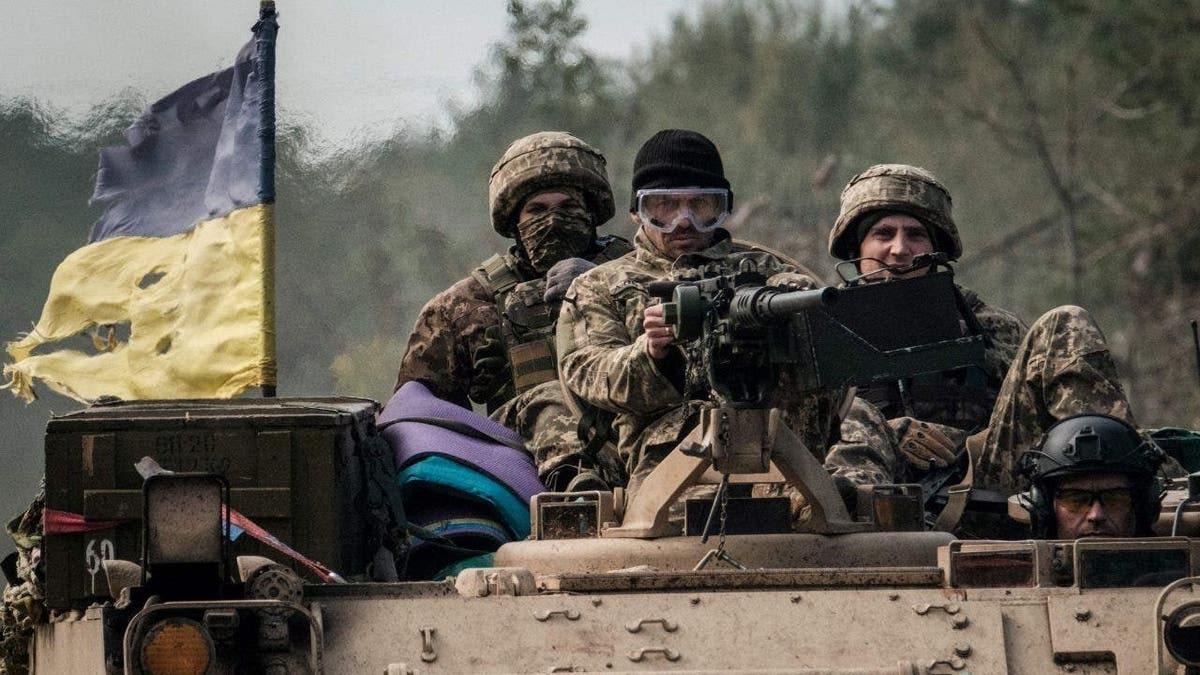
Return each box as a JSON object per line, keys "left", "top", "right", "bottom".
{"left": 646, "top": 281, "right": 680, "bottom": 299}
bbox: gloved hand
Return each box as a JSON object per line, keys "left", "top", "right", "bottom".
{"left": 889, "top": 417, "right": 958, "bottom": 471}
{"left": 468, "top": 325, "right": 508, "bottom": 404}
{"left": 766, "top": 271, "right": 818, "bottom": 291}
{"left": 544, "top": 257, "right": 596, "bottom": 303}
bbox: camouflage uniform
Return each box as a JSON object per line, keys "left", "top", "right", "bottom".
{"left": 830, "top": 164, "right": 1155, "bottom": 494}
{"left": 394, "top": 241, "right": 628, "bottom": 412}
{"left": 395, "top": 132, "right": 631, "bottom": 486}
{"left": 975, "top": 305, "right": 1138, "bottom": 493}
{"left": 558, "top": 228, "right": 901, "bottom": 498}
{"left": 491, "top": 380, "right": 627, "bottom": 490}
{"left": 1, "top": 485, "right": 44, "bottom": 675}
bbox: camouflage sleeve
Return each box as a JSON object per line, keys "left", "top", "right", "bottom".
{"left": 974, "top": 300, "right": 1029, "bottom": 386}
{"left": 824, "top": 397, "right": 904, "bottom": 487}
{"left": 394, "top": 276, "right": 498, "bottom": 409}
{"left": 558, "top": 271, "right": 686, "bottom": 416}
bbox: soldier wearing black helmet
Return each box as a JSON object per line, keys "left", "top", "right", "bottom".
{"left": 1019, "top": 414, "right": 1166, "bottom": 538}
{"left": 829, "top": 164, "right": 1142, "bottom": 498}
{"left": 394, "top": 131, "right": 632, "bottom": 488}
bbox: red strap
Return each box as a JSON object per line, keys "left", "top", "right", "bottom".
{"left": 42, "top": 507, "right": 342, "bottom": 583}
{"left": 223, "top": 506, "right": 343, "bottom": 583}
{"left": 43, "top": 508, "right": 128, "bottom": 534}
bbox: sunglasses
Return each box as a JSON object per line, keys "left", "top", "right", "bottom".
{"left": 1054, "top": 487, "right": 1132, "bottom": 513}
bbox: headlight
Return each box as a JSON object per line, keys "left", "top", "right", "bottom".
{"left": 140, "top": 617, "right": 214, "bottom": 675}
{"left": 1164, "top": 601, "right": 1200, "bottom": 667}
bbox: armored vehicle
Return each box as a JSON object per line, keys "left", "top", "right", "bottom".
{"left": 23, "top": 396, "right": 1200, "bottom": 674}
{"left": 17, "top": 270, "right": 1200, "bottom": 674}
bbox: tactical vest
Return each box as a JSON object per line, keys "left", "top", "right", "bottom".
{"left": 471, "top": 236, "right": 632, "bottom": 397}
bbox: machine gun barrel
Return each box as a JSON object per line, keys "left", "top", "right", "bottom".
{"left": 730, "top": 285, "right": 839, "bottom": 328}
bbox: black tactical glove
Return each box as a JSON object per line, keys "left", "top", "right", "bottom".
{"left": 543, "top": 257, "right": 596, "bottom": 303}
{"left": 468, "top": 325, "right": 508, "bottom": 405}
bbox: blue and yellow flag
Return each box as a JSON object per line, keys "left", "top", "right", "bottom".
{"left": 4, "top": 8, "right": 279, "bottom": 402}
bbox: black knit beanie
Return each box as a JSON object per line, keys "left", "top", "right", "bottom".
{"left": 629, "top": 129, "right": 732, "bottom": 212}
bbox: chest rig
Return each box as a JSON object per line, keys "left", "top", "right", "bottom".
{"left": 472, "top": 237, "right": 631, "bottom": 396}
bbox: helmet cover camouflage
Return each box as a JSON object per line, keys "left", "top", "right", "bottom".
{"left": 829, "top": 164, "right": 962, "bottom": 261}
{"left": 489, "top": 131, "right": 615, "bottom": 238}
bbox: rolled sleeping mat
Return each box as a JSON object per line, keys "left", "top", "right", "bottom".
{"left": 380, "top": 381, "right": 545, "bottom": 505}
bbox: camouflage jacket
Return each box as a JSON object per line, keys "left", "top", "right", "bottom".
{"left": 395, "top": 236, "right": 630, "bottom": 413}
{"left": 558, "top": 229, "right": 900, "bottom": 486}
{"left": 857, "top": 285, "right": 1028, "bottom": 435}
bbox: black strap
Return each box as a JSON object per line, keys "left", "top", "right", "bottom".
{"left": 953, "top": 285, "right": 992, "bottom": 349}
{"left": 352, "top": 418, "right": 411, "bottom": 571}
{"left": 576, "top": 405, "right": 616, "bottom": 465}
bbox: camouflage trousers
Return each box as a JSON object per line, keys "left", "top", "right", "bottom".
{"left": 492, "top": 381, "right": 626, "bottom": 492}
{"left": 974, "top": 305, "right": 1135, "bottom": 494}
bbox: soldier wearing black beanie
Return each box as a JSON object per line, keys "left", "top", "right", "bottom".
{"left": 558, "top": 128, "right": 904, "bottom": 519}
{"left": 629, "top": 129, "right": 733, "bottom": 212}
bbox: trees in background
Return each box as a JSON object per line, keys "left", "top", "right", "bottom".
{"left": 4, "top": 0, "right": 1199, "bottom": 425}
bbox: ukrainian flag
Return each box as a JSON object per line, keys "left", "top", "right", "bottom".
{"left": 4, "top": 7, "right": 279, "bottom": 402}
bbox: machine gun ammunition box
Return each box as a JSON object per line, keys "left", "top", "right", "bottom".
{"left": 42, "top": 397, "right": 379, "bottom": 608}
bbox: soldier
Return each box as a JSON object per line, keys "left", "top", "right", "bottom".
{"left": 1, "top": 484, "right": 44, "bottom": 675}
{"left": 558, "top": 129, "right": 900, "bottom": 510}
{"left": 828, "top": 164, "right": 1139, "bottom": 495}
{"left": 394, "top": 131, "right": 632, "bottom": 489}
{"left": 1018, "top": 414, "right": 1165, "bottom": 538}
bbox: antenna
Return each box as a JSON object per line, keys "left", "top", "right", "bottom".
{"left": 1193, "top": 320, "right": 1200, "bottom": 386}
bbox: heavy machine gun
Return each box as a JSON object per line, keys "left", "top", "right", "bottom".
{"left": 600, "top": 256, "right": 989, "bottom": 539}
{"left": 650, "top": 254, "right": 986, "bottom": 407}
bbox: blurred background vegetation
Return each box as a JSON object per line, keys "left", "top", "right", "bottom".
{"left": 3, "top": 0, "right": 1199, "bottom": 549}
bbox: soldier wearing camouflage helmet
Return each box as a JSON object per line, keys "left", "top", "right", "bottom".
{"left": 829, "top": 164, "right": 963, "bottom": 266}
{"left": 829, "top": 164, "right": 1162, "bottom": 503}
{"left": 394, "top": 131, "right": 632, "bottom": 489}
{"left": 830, "top": 164, "right": 1027, "bottom": 473}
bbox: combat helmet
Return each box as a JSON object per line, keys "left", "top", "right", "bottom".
{"left": 488, "top": 131, "right": 615, "bottom": 238}
{"left": 829, "top": 164, "right": 962, "bottom": 261}
{"left": 1019, "top": 414, "right": 1166, "bottom": 538}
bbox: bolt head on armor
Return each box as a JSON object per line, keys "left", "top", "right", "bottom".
{"left": 488, "top": 131, "right": 615, "bottom": 238}
{"left": 830, "top": 163, "right": 962, "bottom": 261}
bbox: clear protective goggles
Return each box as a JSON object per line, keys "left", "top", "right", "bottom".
{"left": 635, "top": 188, "right": 731, "bottom": 234}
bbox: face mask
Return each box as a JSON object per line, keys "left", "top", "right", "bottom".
{"left": 516, "top": 208, "right": 595, "bottom": 273}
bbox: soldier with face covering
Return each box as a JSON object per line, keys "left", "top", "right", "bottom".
{"left": 395, "top": 132, "right": 632, "bottom": 489}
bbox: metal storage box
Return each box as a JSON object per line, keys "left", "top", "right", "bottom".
{"left": 43, "top": 397, "right": 379, "bottom": 608}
